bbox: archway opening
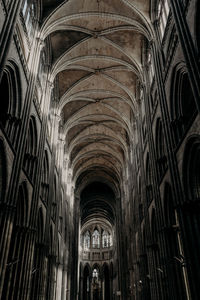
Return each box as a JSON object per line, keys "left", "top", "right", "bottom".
{"left": 83, "top": 266, "right": 90, "bottom": 300}
{"left": 78, "top": 181, "right": 117, "bottom": 300}
{"left": 103, "top": 265, "right": 110, "bottom": 300}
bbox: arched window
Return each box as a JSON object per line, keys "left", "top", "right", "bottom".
{"left": 102, "top": 231, "right": 112, "bottom": 248}
{"left": 102, "top": 231, "right": 108, "bottom": 248}
{"left": 84, "top": 231, "right": 90, "bottom": 250}
{"left": 92, "top": 229, "right": 100, "bottom": 249}
{"left": 0, "top": 62, "right": 22, "bottom": 148}
{"left": 171, "top": 67, "right": 197, "bottom": 146}
{"left": 83, "top": 266, "right": 90, "bottom": 299}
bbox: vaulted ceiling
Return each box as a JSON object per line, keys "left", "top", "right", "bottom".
{"left": 40, "top": 0, "right": 153, "bottom": 222}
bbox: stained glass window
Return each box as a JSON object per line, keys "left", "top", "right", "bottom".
{"left": 92, "top": 268, "right": 98, "bottom": 278}
{"left": 102, "top": 231, "right": 113, "bottom": 248}
{"left": 92, "top": 229, "right": 100, "bottom": 248}
{"left": 84, "top": 231, "right": 90, "bottom": 250}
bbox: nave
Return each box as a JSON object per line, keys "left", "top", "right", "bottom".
{"left": 0, "top": 0, "right": 200, "bottom": 299}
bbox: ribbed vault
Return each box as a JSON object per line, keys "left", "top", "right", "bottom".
{"left": 40, "top": 0, "right": 152, "bottom": 221}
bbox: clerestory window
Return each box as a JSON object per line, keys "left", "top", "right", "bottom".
{"left": 102, "top": 230, "right": 112, "bottom": 248}
{"left": 92, "top": 229, "right": 100, "bottom": 249}
{"left": 84, "top": 231, "right": 91, "bottom": 250}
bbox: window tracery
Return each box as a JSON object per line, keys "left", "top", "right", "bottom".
{"left": 81, "top": 227, "right": 113, "bottom": 253}
{"left": 102, "top": 231, "right": 112, "bottom": 248}
{"left": 92, "top": 229, "right": 100, "bottom": 249}
{"left": 84, "top": 231, "right": 91, "bottom": 250}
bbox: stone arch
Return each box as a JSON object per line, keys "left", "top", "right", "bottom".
{"left": 83, "top": 264, "right": 91, "bottom": 300}
{"left": 102, "top": 262, "right": 111, "bottom": 300}
{"left": 16, "top": 181, "right": 30, "bottom": 227}
{"left": 0, "top": 60, "right": 22, "bottom": 147}
{"left": 170, "top": 64, "right": 197, "bottom": 146}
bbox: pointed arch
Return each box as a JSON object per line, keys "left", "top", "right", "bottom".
{"left": 83, "top": 264, "right": 91, "bottom": 300}
{"left": 102, "top": 262, "right": 110, "bottom": 300}
{"left": 0, "top": 61, "right": 22, "bottom": 148}
{"left": 170, "top": 64, "right": 197, "bottom": 146}
{"left": 16, "top": 181, "right": 29, "bottom": 228}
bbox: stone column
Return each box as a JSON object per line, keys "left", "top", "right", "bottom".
{"left": 0, "top": 0, "right": 23, "bottom": 81}
{"left": 169, "top": 0, "right": 200, "bottom": 110}
{"left": 0, "top": 206, "right": 15, "bottom": 298}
